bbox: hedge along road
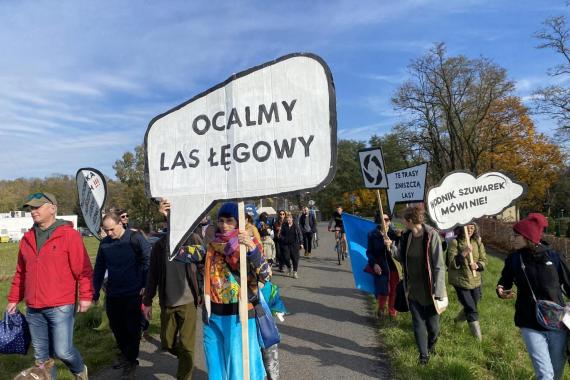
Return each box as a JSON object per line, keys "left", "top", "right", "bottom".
{"left": 93, "top": 222, "right": 392, "bottom": 379}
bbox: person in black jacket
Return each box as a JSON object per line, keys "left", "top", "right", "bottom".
{"left": 366, "top": 213, "right": 401, "bottom": 319}
{"left": 142, "top": 199, "right": 203, "bottom": 380}
{"left": 93, "top": 213, "right": 151, "bottom": 379}
{"left": 278, "top": 212, "right": 304, "bottom": 278}
{"left": 497, "top": 213, "right": 570, "bottom": 380}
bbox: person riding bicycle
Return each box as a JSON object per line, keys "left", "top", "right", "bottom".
{"left": 328, "top": 206, "right": 347, "bottom": 255}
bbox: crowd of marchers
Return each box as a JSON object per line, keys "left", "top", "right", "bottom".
{"left": 366, "top": 205, "right": 569, "bottom": 380}
{"left": 5, "top": 191, "right": 569, "bottom": 380}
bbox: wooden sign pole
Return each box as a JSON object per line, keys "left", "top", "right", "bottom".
{"left": 464, "top": 225, "right": 477, "bottom": 277}
{"left": 376, "top": 190, "right": 387, "bottom": 234}
{"left": 238, "top": 201, "right": 250, "bottom": 380}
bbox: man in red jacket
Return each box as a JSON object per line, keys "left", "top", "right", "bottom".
{"left": 6, "top": 192, "right": 93, "bottom": 380}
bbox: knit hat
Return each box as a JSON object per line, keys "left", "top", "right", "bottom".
{"left": 513, "top": 213, "right": 548, "bottom": 245}
{"left": 218, "top": 202, "right": 239, "bottom": 222}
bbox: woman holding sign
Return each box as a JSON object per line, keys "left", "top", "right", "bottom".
{"left": 366, "top": 214, "right": 401, "bottom": 319}
{"left": 497, "top": 213, "right": 570, "bottom": 380}
{"left": 446, "top": 223, "right": 487, "bottom": 341}
{"left": 394, "top": 206, "right": 446, "bottom": 366}
{"left": 203, "top": 202, "right": 271, "bottom": 380}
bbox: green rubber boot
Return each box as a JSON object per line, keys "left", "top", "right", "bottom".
{"left": 93, "top": 310, "right": 109, "bottom": 331}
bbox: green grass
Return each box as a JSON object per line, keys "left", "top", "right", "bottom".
{"left": 374, "top": 254, "right": 569, "bottom": 380}
{"left": 0, "top": 238, "right": 163, "bottom": 379}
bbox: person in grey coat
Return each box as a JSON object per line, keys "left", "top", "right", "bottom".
{"left": 393, "top": 206, "right": 446, "bottom": 365}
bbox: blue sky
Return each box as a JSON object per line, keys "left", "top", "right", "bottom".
{"left": 0, "top": 0, "right": 565, "bottom": 180}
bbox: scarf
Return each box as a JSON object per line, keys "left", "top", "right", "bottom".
{"left": 203, "top": 228, "right": 264, "bottom": 319}
{"left": 210, "top": 229, "right": 241, "bottom": 270}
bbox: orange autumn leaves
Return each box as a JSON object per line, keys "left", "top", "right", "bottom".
{"left": 478, "top": 97, "right": 565, "bottom": 210}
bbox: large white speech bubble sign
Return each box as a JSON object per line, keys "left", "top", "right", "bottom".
{"left": 358, "top": 147, "right": 388, "bottom": 189}
{"left": 427, "top": 171, "right": 526, "bottom": 230}
{"left": 145, "top": 53, "right": 337, "bottom": 256}
{"left": 76, "top": 168, "right": 107, "bottom": 239}
{"left": 387, "top": 163, "right": 428, "bottom": 213}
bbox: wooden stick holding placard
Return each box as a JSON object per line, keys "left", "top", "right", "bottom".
{"left": 464, "top": 225, "right": 477, "bottom": 278}
{"left": 376, "top": 190, "right": 387, "bottom": 234}
{"left": 238, "top": 202, "right": 250, "bottom": 380}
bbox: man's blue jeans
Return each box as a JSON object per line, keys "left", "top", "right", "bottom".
{"left": 27, "top": 304, "right": 85, "bottom": 379}
{"left": 520, "top": 327, "right": 567, "bottom": 380}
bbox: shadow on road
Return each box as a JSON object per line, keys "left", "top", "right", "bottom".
{"left": 290, "top": 285, "right": 367, "bottom": 299}
{"left": 282, "top": 296, "right": 368, "bottom": 324}
{"left": 279, "top": 324, "right": 377, "bottom": 356}
{"left": 279, "top": 342, "right": 388, "bottom": 378}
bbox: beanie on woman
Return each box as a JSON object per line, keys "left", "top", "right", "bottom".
{"left": 513, "top": 213, "right": 548, "bottom": 245}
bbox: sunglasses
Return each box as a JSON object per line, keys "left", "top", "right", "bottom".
{"left": 120, "top": 214, "right": 129, "bottom": 218}
{"left": 383, "top": 218, "right": 390, "bottom": 222}
{"left": 27, "top": 192, "right": 54, "bottom": 204}
{"left": 279, "top": 213, "right": 285, "bottom": 215}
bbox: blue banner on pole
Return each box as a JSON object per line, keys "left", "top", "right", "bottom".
{"left": 341, "top": 213, "right": 376, "bottom": 295}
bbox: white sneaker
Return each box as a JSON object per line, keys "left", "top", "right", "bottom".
{"left": 293, "top": 271, "right": 298, "bottom": 279}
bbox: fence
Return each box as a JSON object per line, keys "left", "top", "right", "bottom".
{"left": 477, "top": 218, "right": 569, "bottom": 258}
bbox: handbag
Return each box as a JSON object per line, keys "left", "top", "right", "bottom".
{"left": 520, "top": 255, "right": 566, "bottom": 330}
{"left": 433, "top": 296, "right": 449, "bottom": 315}
{"left": 255, "top": 290, "right": 281, "bottom": 349}
{"left": 394, "top": 280, "right": 409, "bottom": 313}
{"left": 0, "top": 310, "right": 31, "bottom": 355}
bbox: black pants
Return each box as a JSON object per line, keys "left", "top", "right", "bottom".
{"left": 106, "top": 295, "right": 142, "bottom": 363}
{"left": 280, "top": 244, "right": 300, "bottom": 271}
{"left": 454, "top": 286, "right": 482, "bottom": 322}
{"left": 408, "top": 299, "right": 440, "bottom": 358}
{"left": 302, "top": 232, "right": 313, "bottom": 254}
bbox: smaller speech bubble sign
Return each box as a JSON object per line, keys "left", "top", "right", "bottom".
{"left": 358, "top": 147, "right": 388, "bottom": 189}
{"left": 145, "top": 53, "right": 337, "bottom": 257}
{"left": 387, "top": 163, "right": 427, "bottom": 214}
{"left": 427, "top": 171, "right": 526, "bottom": 230}
{"left": 76, "top": 168, "right": 107, "bottom": 239}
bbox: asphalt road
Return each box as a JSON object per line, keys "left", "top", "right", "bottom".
{"left": 93, "top": 222, "right": 391, "bottom": 379}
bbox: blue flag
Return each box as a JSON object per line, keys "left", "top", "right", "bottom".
{"left": 342, "top": 213, "right": 376, "bottom": 295}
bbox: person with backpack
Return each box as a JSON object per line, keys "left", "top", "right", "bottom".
{"left": 497, "top": 213, "right": 570, "bottom": 380}
{"left": 92, "top": 213, "right": 151, "bottom": 379}
{"left": 446, "top": 223, "right": 487, "bottom": 341}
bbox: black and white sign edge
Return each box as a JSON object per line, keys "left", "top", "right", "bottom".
{"left": 143, "top": 52, "right": 338, "bottom": 257}
{"left": 75, "top": 167, "right": 107, "bottom": 241}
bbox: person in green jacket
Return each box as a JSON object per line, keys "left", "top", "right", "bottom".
{"left": 446, "top": 223, "right": 487, "bottom": 341}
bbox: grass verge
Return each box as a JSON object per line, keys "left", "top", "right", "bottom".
{"left": 374, "top": 254, "right": 570, "bottom": 380}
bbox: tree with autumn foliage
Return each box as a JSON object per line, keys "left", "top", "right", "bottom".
{"left": 478, "top": 98, "right": 565, "bottom": 211}
{"left": 392, "top": 43, "right": 515, "bottom": 179}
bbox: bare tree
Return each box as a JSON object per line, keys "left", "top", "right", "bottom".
{"left": 534, "top": 15, "right": 570, "bottom": 140}
{"left": 392, "top": 43, "right": 515, "bottom": 178}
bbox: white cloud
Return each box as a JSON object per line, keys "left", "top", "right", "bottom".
{"left": 0, "top": 0, "right": 557, "bottom": 179}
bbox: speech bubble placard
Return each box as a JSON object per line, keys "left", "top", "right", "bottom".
{"left": 76, "top": 168, "right": 107, "bottom": 239}
{"left": 358, "top": 147, "right": 388, "bottom": 189}
{"left": 145, "top": 53, "right": 337, "bottom": 257}
{"left": 387, "top": 163, "right": 428, "bottom": 213}
{"left": 426, "top": 171, "right": 526, "bottom": 230}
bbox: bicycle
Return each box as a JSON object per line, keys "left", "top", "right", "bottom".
{"left": 331, "top": 228, "right": 346, "bottom": 265}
